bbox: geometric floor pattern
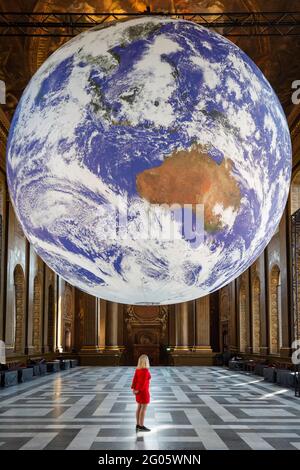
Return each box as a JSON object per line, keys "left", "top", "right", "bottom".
{"left": 0, "top": 366, "right": 300, "bottom": 450}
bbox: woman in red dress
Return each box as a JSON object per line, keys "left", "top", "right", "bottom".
{"left": 131, "top": 354, "right": 151, "bottom": 432}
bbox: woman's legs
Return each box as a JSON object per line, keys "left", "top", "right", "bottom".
{"left": 139, "top": 404, "right": 148, "bottom": 426}
{"left": 136, "top": 404, "right": 141, "bottom": 425}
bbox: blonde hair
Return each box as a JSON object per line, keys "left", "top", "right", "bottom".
{"left": 137, "top": 354, "right": 150, "bottom": 369}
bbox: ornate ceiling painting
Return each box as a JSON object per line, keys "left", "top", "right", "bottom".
{"left": 1, "top": 0, "right": 299, "bottom": 121}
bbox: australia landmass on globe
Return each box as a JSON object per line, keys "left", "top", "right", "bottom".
{"left": 136, "top": 144, "right": 241, "bottom": 232}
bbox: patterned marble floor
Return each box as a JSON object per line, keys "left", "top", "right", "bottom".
{"left": 0, "top": 366, "right": 300, "bottom": 450}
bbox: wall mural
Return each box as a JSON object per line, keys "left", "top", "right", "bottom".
{"left": 32, "top": 275, "right": 42, "bottom": 353}
{"left": 14, "top": 264, "right": 25, "bottom": 354}
{"left": 63, "top": 282, "right": 74, "bottom": 352}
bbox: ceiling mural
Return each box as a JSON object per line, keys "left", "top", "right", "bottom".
{"left": 0, "top": 0, "right": 300, "bottom": 120}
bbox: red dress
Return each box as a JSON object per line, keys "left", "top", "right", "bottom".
{"left": 131, "top": 368, "right": 151, "bottom": 404}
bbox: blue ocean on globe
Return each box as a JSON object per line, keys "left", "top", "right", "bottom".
{"left": 6, "top": 17, "right": 291, "bottom": 304}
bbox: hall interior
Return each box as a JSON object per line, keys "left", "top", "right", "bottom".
{"left": 2, "top": 0, "right": 300, "bottom": 453}
{"left": 0, "top": 0, "right": 300, "bottom": 369}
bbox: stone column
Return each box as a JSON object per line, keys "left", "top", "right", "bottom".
{"left": 244, "top": 270, "right": 252, "bottom": 354}
{"left": 168, "top": 304, "right": 176, "bottom": 348}
{"left": 98, "top": 298, "right": 106, "bottom": 351}
{"left": 174, "top": 302, "right": 189, "bottom": 350}
{"left": 229, "top": 280, "right": 238, "bottom": 353}
{"left": 106, "top": 301, "right": 119, "bottom": 350}
{"left": 55, "top": 277, "right": 64, "bottom": 353}
{"left": 195, "top": 296, "right": 212, "bottom": 352}
{"left": 260, "top": 250, "right": 269, "bottom": 355}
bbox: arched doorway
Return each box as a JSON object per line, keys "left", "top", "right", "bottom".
{"left": 239, "top": 281, "right": 247, "bottom": 353}
{"left": 64, "top": 328, "right": 72, "bottom": 352}
{"left": 252, "top": 275, "right": 261, "bottom": 354}
{"left": 124, "top": 305, "right": 168, "bottom": 365}
{"left": 32, "top": 275, "right": 41, "bottom": 352}
{"left": 14, "top": 265, "right": 25, "bottom": 354}
{"left": 269, "top": 265, "right": 281, "bottom": 355}
{"left": 220, "top": 286, "right": 230, "bottom": 352}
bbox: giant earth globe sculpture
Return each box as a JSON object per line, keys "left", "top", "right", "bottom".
{"left": 6, "top": 17, "right": 291, "bottom": 305}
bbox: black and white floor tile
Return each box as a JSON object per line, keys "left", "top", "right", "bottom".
{"left": 0, "top": 366, "right": 300, "bottom": 450}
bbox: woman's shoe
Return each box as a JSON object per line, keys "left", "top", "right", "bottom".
{"left": 139, "top": 426, "right": 151, "bottom": 432}
{"left": 136, "top": 425, "right": 142, "bottom": 431}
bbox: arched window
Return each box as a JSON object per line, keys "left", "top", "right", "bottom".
{"left": 252, "top": 275, "right": 261, "bottom": 354}
{"left": 269, "top": 265, "right": 281, "bottom": 355}
{"left": 291, "top": 171, "right": 300, "bottom": 215}
{"left": 291, "top": 188, "right": 300, "bottom": 342}
{"left": 14, "top": 265, "right": 25, "bottom": 354}
{"left": 239, "top": 281, "right": 247, "bottom": 353}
